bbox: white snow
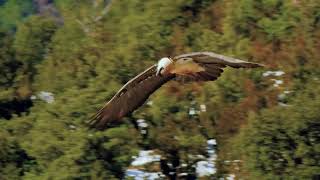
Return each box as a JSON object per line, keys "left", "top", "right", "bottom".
{"left": 278, "top": 91, "right": 292, "bottom": 100}
{"left": 262, "top": 71, "right": 285, "bottom": 88}
{"left": 200, "top": 104, "right": 206, "bottom": 112}
{"left": 196, "top": 139, "right": 217, "bottom": 177}
{"left": 262, "top": 70, "right": 285, "bottom": 77}
{"left": 131, "top": 150, "right": 161, "bottom": 166}
{"left": 147, "top": 101, "right": 153, "bottom": 106}
{"left": 207, "top": 139, "right": 217, "bottom": 145}
{"left": 181, "top": 163, "right": 188, "bottom": 167}
{"left": 278, "top": 102, "right": 290, "bottom": 107}
{"left": 274, "top": 71, "right": 285, "bottom": 76}
{"left": 69, "top": 125, "right": 76, "bottom": 129}
{"left": 140, "top": 130, "right": 147, "bottom": 134}
{"left": 207, "top": 150, "right": 215, "bottom": 155}
{"left": 189, "top": 108, "right": 196, "bottom": 115}
{"left": 128, "top": 139, "right": 219, "bottom": 179}
{"left": 178, "top": 172, "right": 188, "bottom": 177}
{"left": 137, "top": 119, "right": 145, "bottom": 123}
{"left": 126, "top": 169, "right": 164, "bottom": 180}
{"left": 139, "top": 122, "right": 148, "bottom": 128}
{"left": 196, "top": 161, "right": 216, "bottom": 177}
{"left": 277, "top": 90, "right": 292, "bottom": 106}
{"left": 226, "top": 174, "right": 236, "bottom": 180}
{"left": 137, "top": 119, "right": 148, "bottom": 128}
{"left": 38, "top": 91, "right": 54, "bottom": 103}
{"left": 30, "top": 95, "right": 37, "bottom": 100}
{"left": 283, "top": 90, "right": 292, "bottom": 94}
{"left": 271, "top": 79, "right": 283, "bottom": 87}
{"left": 277, "top": 93, "right": 286, "bottom": 100}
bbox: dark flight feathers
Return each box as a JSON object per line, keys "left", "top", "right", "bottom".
{"left": 89, "top": 52, "right": 262, "bottom": 129}
{"left": 89, "top": 65, "right": 175, "bottom": 129}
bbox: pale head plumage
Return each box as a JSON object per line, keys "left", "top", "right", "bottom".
{"left": 156, "top": 57, "right": 173, "bottom": 76}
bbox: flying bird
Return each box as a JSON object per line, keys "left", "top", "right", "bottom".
{"left": 89, "top": 52, "right": 263, "bottom": 129}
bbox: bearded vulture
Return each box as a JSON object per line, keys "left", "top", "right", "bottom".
{"left": 89, "top": 52, "right": 263, "bottom": 129}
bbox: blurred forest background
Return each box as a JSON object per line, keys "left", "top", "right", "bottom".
{"left": 0, "top": 0, "right": 319, "bottom": 179}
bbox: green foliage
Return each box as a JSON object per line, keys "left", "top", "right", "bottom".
{"left": 0, "top": 0, "right": 34, "bottom": 31}
{"left": 225, "top": 0, "right": 301, "bottom": 41}
{"left": 233, "top": 80, "right": 320, "bottom": 179}
{"left": 13, "top": 15, "right": 58, "bottom": 98}
{"left": 1, "top": 0, "right": 320, "bottom": 179}
{"left": 0, "top": 29, "right": 33, "bottom": 120}
{"left": 14, "top": 16, "right": 58, "bottom": 65}
{"left": 0, "top": 31, "right": 19, "bottom": 100}
{"left": 0, "top": 128, "right": 35, "bottom": 180}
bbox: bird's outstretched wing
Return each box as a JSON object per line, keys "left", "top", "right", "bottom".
{"left": 172, "top": 52, "right": 263, "bottom": 82}
{"left": 90, "top": 52, "right": 263, "bottom": 129}
{"left": 89, "top": 65, "right": 175, "bottom": 129}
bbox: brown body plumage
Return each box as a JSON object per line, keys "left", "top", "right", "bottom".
{"left": 89, "top": 52, "right": 263, "bottom": 129}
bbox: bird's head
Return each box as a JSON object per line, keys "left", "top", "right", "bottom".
{"left": 156, "top": 57, "right": 173, "bottom": 76}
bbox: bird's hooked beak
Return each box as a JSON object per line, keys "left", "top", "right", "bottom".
{"left": 156, "top": 67, "right": 163, "bottom": 76}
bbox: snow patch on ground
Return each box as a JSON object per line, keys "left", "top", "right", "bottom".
{"left": 126, "top": 169, "right": 164, "bottom": 180}
{"left": 126, "top": 139, "right": 226, "bottom": 179}
{"left": 200, "top": 104, "right": 206, "bottom": 112}
{"left": 137, "top": 119, "right": 148, "bottom": 128}
{"left": 31, "top": 91, "right": 55, "bottom": 103}
{"left": 226, "top": 174, "right": 236, "bottom": 180}
{"left": 271, "top": 79, "right": 283, "bottom": 87}
{"left": 137, "top": 119, "right": 149, "bottom": 135}
{"left": 207, "top": 139, "right": 217, "bottom": 145}
{"left": 126, "top": 150, "right": 163, "bottom": 180}
{"left": 131, "top": 150, "right": 161, "bottom": 166}
{"left": 262, "top": 70, "right": 285, "bottom": 77}
{"left": 196, "top": 161, "right": 216, "bottom": 177}
{"left": 262, "top": 70, "right": 286, "bottom": 88}
{"left": 189, "top": 108, "right": 196, "bottom": 115}
{"left": 196, "top": 139, "right": 217, "bottom": 177}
